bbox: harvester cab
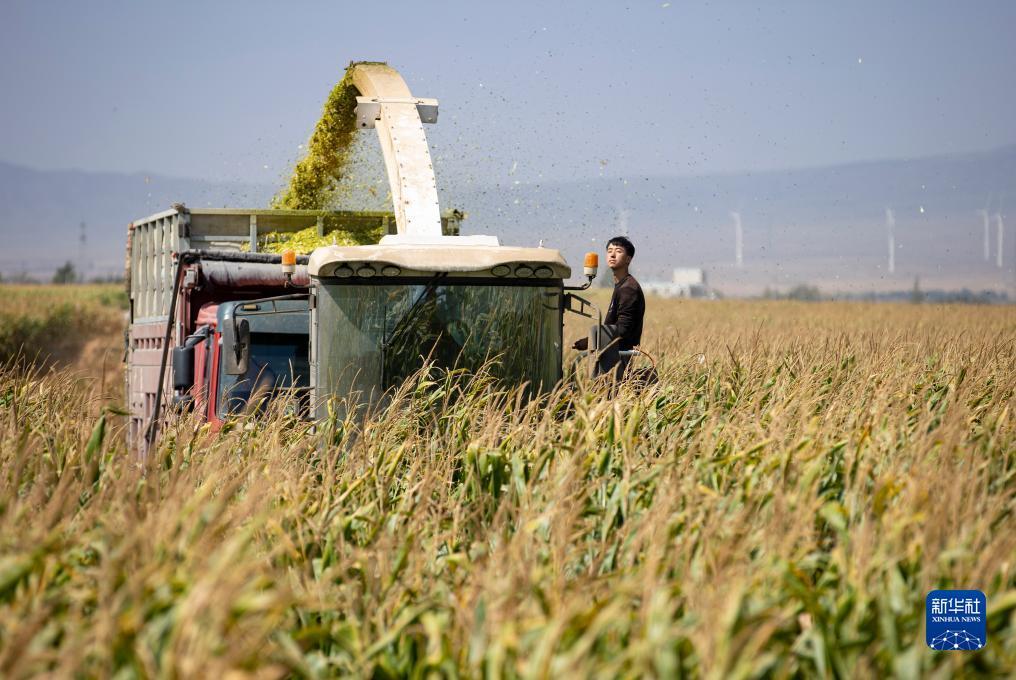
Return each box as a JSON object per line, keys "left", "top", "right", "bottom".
{"left": 308, "top": 239, "right": 572, "bottom": 418}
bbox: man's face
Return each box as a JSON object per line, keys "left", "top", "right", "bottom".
{"left": 606, "top": 244, "right": 631, "bottom": 271}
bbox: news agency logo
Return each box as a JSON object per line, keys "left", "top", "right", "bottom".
{"left": 926, "top": 590, "right": 986, "bottom": 651}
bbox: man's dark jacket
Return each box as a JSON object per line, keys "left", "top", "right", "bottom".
{"left": 604, "top": 273, "right": 645, "bottom": 351}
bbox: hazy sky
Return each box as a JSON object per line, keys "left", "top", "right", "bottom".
{"left": 2, "top": 0, "right": 1015, "bottom": 186}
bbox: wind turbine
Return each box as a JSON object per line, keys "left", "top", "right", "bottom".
{"left": 885, "top": 208, "right": 896, "bottom": 274}
{"left": 730, "top": 211, "right": 743, "bottom": 268}
{"left": 996, "top": 211, "right": 1005, "bottom": 269}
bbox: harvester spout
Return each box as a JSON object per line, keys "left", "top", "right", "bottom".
{"left": 350, "top": 63, "right": 442, "bottom": 237}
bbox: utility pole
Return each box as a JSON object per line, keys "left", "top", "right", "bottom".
{"left": 78, "top": 221, "right": 87, "bottom": 281}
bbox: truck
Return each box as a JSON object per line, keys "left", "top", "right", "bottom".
{"left": 124, "top": 207, "right": 462, "bottom": 451}
{"left": 127, "top": 62, "right": 615, "bottom": 452}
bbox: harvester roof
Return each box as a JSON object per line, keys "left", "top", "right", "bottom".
{"left": 307, "top": 240, "right": 570, "bottom": 280}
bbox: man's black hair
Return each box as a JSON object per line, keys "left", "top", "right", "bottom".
{"left": 606, "top": 236, "right": 635, "bottom": 258}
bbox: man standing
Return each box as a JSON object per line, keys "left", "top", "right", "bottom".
{"left": 573, "top": 236, "right": 646, "bottom": 378}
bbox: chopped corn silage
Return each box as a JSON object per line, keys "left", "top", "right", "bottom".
{"left": 272, "top": 61, "right": 389, "bottom": 212}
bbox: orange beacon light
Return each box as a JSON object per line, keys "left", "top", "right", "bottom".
{"left": 281, "top": 249, "right": 297, "bottom": 285}
{"left": 583, "top": 252, "right": 598, "bottom": 281}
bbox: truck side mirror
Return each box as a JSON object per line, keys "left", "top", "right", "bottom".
{"left": 172, "top": 345, "right": 194, "bottom": 390}
{"left": 223, "top": 317, "right": 250, "bottom": 375}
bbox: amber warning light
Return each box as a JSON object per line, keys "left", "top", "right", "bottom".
{"left": 583, "top": 252, "right": 598, "bottom": 280}
{"left": 281, "top": 249, "right": 296, "bottom": 270}
{"left": 281, "top": 249, "right": 296, "bottom": 284}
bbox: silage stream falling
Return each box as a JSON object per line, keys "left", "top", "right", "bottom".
{"left": 266, "top": 62, "right": 389, "bottom": 253}
{"left": 272, "top": 62, "right": 369, "bottom": 211}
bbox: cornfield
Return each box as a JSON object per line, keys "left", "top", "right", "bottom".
{"left": 1, "top": 286, "right": 1013, "bottom": 678}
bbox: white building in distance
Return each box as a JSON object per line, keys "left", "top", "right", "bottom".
{"left": 642, "top": 268, "right": 716, "bottom": 299}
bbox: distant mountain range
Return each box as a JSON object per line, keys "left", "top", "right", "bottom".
{"left": 2, "top": 145, "right": 1014, "bottom": 295}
